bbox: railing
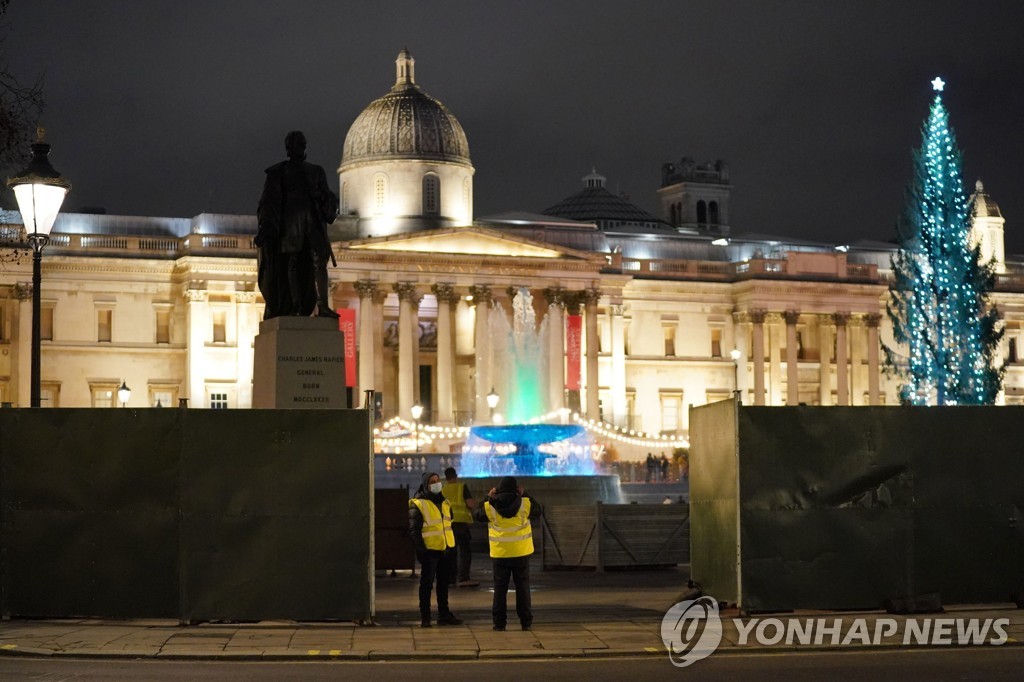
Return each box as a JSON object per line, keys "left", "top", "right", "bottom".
{"left": 40, "top": 232, "right": 257, "bottom": 258}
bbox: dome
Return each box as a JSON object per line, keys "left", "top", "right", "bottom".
{"left": 971, "top": 179, "right": 1002, "bottom": 219}
{"left": 340, "top": 50, "right": 471, "bottom": 169}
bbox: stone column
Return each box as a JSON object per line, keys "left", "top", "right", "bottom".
{"left": 372, "top": 287, "right": 387, "bottom": 398}
{"left": 818, "top": 315, "right": 833, "bottom": 406}
{"left": 732, "top": 311, "right": 748, "bottom": 403}
{"left": 610, "top": 302, "right": 627, "bottom": 426}
{"left": 185, "top": 285, "right": 209, "bottom": 407}
{"left": 750, "top": 308, "right": 767, "bottom": 406}
{"left": 834, "top": 312, "right": 850, "bottom": 405}
{"left": 865, "top": 313, "right": 882, "bottom": 405}
{"left": 394, "top": 282, "right": 420, "bottom": 419}
{"left": 583, "top": 288, "right": 601, "bottom": 420}
{"left": 469, "top": 284, "right": 493, "bottom": 422}
{"left": 784, "top": 310, "right": 800, "bottom": 406}
{"left": 543, "top": 286, "right": 566, "bottom": 413}
{"left": 235, "top": 290, "right": 256, "bottom": 408}
{"left": 431, "top": 282, "right": 458, "bottom": 425}
{"left": 850, "top": 317, "right": 864, "bottom": 405}
{"left": 354, "top": 280, "right": 378, "bottom": 404}
{"left": 12, "top": 282, "right": 32, "bottom": 407}
{"left": 767, "top": 313, "right": 783, "bottom": 406}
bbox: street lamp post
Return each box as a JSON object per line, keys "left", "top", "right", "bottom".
{"left": 730, "top": 348, "right": 743, "bottom": 404}
{"left": 7, "top": 128, "right": 70, "bottom": 408}
{"left": 486, "top": 388, "right": 499, "bottom": 424}
{"left": 411, "top": 403, "right": 423, "bottom": 453}
{"left": 117, "top": 381, "right": 131, "bottom": 408}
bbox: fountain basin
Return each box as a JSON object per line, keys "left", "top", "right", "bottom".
{"left": 463, "top": 423, "right": 594, "bottom": 476}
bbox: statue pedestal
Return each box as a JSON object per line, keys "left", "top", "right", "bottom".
{"left": 253, "top": 317, "right": 348, "bottom": 409}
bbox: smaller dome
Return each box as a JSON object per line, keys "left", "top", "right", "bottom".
{"left": 971, "top": 179, "right": 1002, "bottom": 219}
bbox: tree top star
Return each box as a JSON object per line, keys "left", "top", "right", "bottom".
{"left": 931, "top": 77, "right": 945, "bottom": 92}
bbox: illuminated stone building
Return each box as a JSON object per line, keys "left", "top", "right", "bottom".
{"left": 1, "top": 50, "right": 1021, "bottom": 446}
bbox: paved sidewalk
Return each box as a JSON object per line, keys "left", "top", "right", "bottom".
{"left": 1, "top": 565, "right": 1021, "bottom": 660}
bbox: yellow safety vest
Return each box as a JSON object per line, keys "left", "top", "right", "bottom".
{"left": 441, "top": 481, "right": 473, "bottom": 524}
{"left": 410, "top": 497, "right": 456, "bottom": 551}
{"left": 484, "top": 497, "right": 534, "bottom": 558}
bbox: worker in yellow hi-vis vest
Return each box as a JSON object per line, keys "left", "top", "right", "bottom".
{"left": 441, "top": 467, "right": 479, "bottom": 587}
{"left": 472, "top": 475, "right": 543, "bottom": 631}
{"left": 408, "top": 471, "right": 462, "bottom": 628}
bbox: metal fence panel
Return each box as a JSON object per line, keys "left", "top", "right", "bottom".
{"left": 1, "top": 408, "right": 372, "bottom": 622}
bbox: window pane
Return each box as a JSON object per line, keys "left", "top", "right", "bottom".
{"left": 41, "top": 307, "right": 54, "bottom": 341}
{"left": 210, "top": 392, "right": 228, "bottom": 409}
{"left": 98, "top": 309, "right": 112, "bottom": 342}
{"left": 156, "top": 310, "right": 170, "bottom": 344}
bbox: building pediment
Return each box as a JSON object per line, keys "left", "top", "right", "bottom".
{"left": 342, "top": 226, "right": 598, "bottom": 261}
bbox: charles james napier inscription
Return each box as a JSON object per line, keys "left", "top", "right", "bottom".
{"left": 278, "top": 354, "right": 343, "bottom": 404}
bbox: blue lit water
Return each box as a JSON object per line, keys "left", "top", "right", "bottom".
{"left": 461, "top": 423, "right": 596, "bottom": 477}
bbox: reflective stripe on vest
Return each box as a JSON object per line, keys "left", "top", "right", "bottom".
{"left": 484, "top": 497, "right": 534, "bottom": 558}
{"left": 441, "top": 481, "right": 472, "bottom": 524}
{"left": 410, "top": 497, "right": 456, "bottom": 550}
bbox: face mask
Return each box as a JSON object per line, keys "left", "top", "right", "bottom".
{"left": 429, "top": 482, "right": 443, "bottom": 494}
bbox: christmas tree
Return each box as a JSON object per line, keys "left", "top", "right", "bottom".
{"left": 884, "top": 78, "right": 1003, "bottom": 405}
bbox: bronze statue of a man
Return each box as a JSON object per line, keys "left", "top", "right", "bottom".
{"left": 256, "top": 131, "right": 340, "bottom": 319}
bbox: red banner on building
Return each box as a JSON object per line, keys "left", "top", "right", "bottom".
{"left": 337, "top": 308, "right": 357, "bottom": 387}
{"left": 565, "top": 314, "right": 582, "bottom": 390}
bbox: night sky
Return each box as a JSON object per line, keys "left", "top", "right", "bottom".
{"left": 7, "top": 1, "right": 1024, "bottom": 252}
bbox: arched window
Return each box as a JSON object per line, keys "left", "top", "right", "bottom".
{"left": 669, "top": 204, "right": 678, "bottom": 225}
{"left": 696, "top": 200, "right": 707, "bottom": 224}
{"left": 709, "top": 201, "right": 719, "bottom": 225}
{"left": 423, "top": 174, "right": 440, "bottom": 215}
{"left": 374, "top": 174, "right": 387, "bottom": 214}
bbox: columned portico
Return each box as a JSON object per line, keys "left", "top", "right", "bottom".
{"left": 834, "top": 312, "right": 850, "bottom": 405}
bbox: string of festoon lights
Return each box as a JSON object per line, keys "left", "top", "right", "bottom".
{"left": 373, "top": 409, "right": 688, "bottom": 451}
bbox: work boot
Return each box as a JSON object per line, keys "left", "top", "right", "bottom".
{"left": 437, "top": 613, "right": 463, "bottom": 626}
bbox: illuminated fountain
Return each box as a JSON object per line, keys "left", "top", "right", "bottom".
{"left": 460, "top": 289, "right": 611, "bottom": 499}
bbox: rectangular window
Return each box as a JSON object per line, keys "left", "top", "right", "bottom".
{"left": 156, "top": 309, "right": 171, "bottom": 344}
{"left": 92, "top": 387, "right": 115, "bottom": 408}
{"left": 41, "top": 305, "right": 54, "bottom": 341}
{"left": 212, "top": 310, "right": 226, "bottom": 343}
{"left": 98, "top": 309, "right": 112, "bottom": 342}
{"left": 664, "top": 325, "right": 676, "bottom": 357}
{"left": 660, "top": 393, "right": 682, "bottom": 433}
{"left": 151, "top": 389, "right": 174, "bottom": 407}
{"left": 210, "top": 392, "right": 229, "bottom": 409}
{"left": 40, "top": 383, "right": 60, "bottom": 408}
{"left": 711, "top": 328, "right": 722, "bottom": 358}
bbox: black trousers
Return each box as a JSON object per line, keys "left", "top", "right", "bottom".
{"left": 492, "top": 555, "right": 532, "bottom": 628}
{"left": 450, "top": 523, "right": 473, "bottom": 583}
{"left": 417, "top": 549, "right": 454, "bottom": 619}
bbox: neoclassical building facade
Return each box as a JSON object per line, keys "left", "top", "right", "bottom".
{"left": 1, "top": 51, "right": 1020, "bottom": 445}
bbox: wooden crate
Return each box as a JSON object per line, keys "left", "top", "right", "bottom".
{"left": 542, "top": 502, "right": 689, "bottom": 570}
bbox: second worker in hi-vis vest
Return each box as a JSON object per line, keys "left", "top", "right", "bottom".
{"left": 473, "top": 475, "right": 543, "bottom": 631}
{"left": 408, "top": 472, "right": 463, "bottom": 627}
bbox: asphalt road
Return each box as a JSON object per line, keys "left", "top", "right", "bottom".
{"left": 1, "top": 647, "right": 1022, "bottom": 681}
